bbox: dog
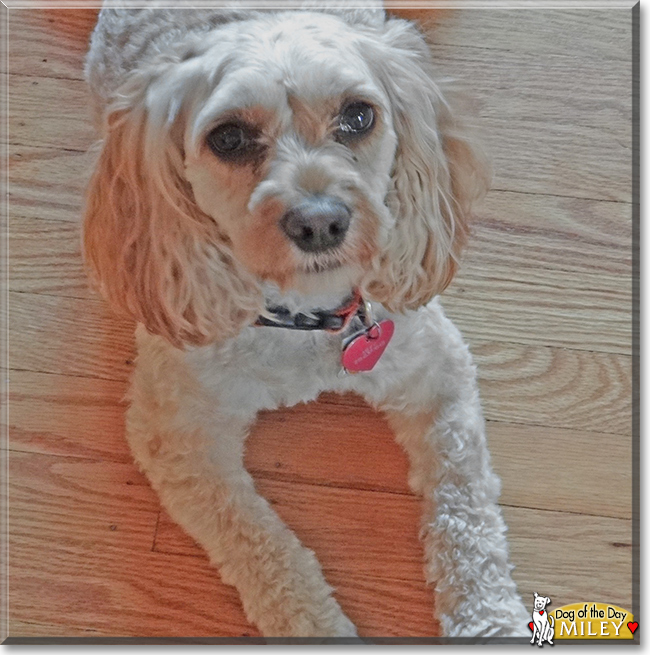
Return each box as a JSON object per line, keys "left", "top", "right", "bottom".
{"left": 531, "top": 593, "right": 554, "bottom": 646}
{"left": 82, "top": 0, "right": 529, "bottom": 638}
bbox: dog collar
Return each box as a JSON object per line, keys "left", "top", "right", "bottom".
{"left": 255, "top": 290, "right": 364, "bottom": 333}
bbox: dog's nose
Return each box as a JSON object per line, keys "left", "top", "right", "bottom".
{"left": 280, "top": 195, "right": 351, "bottom": 253}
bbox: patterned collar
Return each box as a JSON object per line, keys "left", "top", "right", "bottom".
{"left": 255, "top": 290, "right": 365, "bottom": 333}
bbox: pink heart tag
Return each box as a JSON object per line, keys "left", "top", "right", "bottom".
{"left": 341, "top": 320, "right": 394, "bottom": 373}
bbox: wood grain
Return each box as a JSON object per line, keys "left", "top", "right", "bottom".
{"left": 425, "top": 8, "right": 632, "bottom": 63}
{"left": 8, "top": 9, "right": 97, "bottom": 81}
{"left": 9, "top": 214, "right": 91, "bottom": 299}
{"left": 8, "top": 291, "right": 135, "bottom": 383}
{"left": 8, "top": 370, "right": 131, "bottom": 462}
{"left": 473, "top": 341, "right": 631, "bottom": 436}
{"left": 10, "top": 534, "right": 258, "bottom": 637}
{"left": 9, "top": 621, "right": 115, "bottom": 638}
{"left": 505, "top": 506, "right": 632, "bottom": 612}
{"left": 7, "top": 73, "right": 96, "bottom": 151}
{"left": 9, "top": 450, "right": 158, "bottom": 546}
{"left": 9, "top": 145, "right": 94, "bottom": 223}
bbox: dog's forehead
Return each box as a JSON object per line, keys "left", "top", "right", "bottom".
{"left": 198, "top": 14, "right": 383, "bottom": 116}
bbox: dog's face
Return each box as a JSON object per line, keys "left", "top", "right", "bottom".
{"left": 183, "top": 15, "right": 398, "bottom": 292}
{"left": 533, "top": 593, "right": 551, "bottom": 611}
{"left": 83, "top": 12, "right": 489, "bottom": 346}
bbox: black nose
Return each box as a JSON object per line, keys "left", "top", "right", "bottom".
{"left": 280, "top": 195, "right": 351, "bottom": 253}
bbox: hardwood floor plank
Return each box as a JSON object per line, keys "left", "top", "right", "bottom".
{"left": 489, "top": 423, "right": 631, "bottom": 520}
{"left": 8, "top": 370, "right": 131, "bottom": 462}
{"left": 8, "top": 9, "right": 96, "bottom": 81}
{"left": 9, "top": 145, "right": 93, "bottom": 223}
{"left": 424, "top": 8, "right": 631, "bottom": 63}
{"left": 9, "top": 620, "right": 114, "bottom": 638}
{"left": 472, "top": 192, "right": 632, "bottom": 279}
{"left": 334, "top": 573, "right": 439, "bottom": 637}
{"left": 9, "top": 538, "right": 258, "bottom": 637}
{"left": 8, "top": 73, "right": 95, "bottom": 151}
{"left": 9, "top": 450, "right": 158, "bottom": 552}
{"left": 505, "top": 506, "right": 632, "bottom": 612}
{"left": 9, "top": 214, "right": 92, "bottom": 299}
{"left": 443, "top": 278, "right": 630, "bottom": 356}
{"left": 427, "top": 31, "right": 631, "bottom": 203}
{"left": 473, "top": 340, "right": 631, "bottom": 437}
{"left": 8, "top": 291, "right": 135, "bottom": 383}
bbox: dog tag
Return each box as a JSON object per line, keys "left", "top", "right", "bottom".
{"left": 341, "top": 320, "right": 394, "bottom": 373}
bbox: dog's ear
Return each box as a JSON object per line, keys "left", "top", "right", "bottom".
{"left": 545, "top": 597, "right": 551, "bottom": 606}
{"left": 83, "top": 64, "right": 263, "bottom": 347}
{"left": 534, "top": 592, "right": 539, "bottom": 598}
{"left": 363, "top": 19, "right": 490, "bottom": 311}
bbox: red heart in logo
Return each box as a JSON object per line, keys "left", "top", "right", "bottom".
{"left": 528, "top": 622, "right": 534, "bottom": 631}
{"left": 628, "top": 622, "right": 638, "bottom": 634}
{"left": 539, "top": 610, "right": 544, "bottom": 615}
{"left": 341, "top": 320, "right": 394, "bottom": 372}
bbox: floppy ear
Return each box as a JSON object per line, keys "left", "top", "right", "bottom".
{"left": 82, "top": 67, "right": 263, "bottom": 347}
{"left": 364, "top": 19, "right": 490, "bottom": 311}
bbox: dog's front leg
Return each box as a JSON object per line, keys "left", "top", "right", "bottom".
{"left": 384, "top": 394, "right": 529, "bottom": 638}
{"left": 128, "top": 411, "right": 357, "bottom": 637}
{"left": 363, "top": 310, "right": 529, "bottom": 637}
{"left": 125, "top": 348, "right": 357, "bottom": 637}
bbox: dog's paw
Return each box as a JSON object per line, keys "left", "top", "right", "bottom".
{"left": 444, "top": 596, "right": 531, "bottom": 638}
{"left": 328, "top": 613, "right": 359, "bottom": 638}
{"left": 265, "top": 599, "right": 358, "bottom": 638}
{"left": 306, "top": 608, "right": 358, "bottom": 639}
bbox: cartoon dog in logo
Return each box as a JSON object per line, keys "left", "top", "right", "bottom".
{"left": 530, "top": 592, "right": 554, "bottom": 646}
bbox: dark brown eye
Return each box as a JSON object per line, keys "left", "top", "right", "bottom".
{"left": 336, "top": 102, "right": 375, "bottom": 141}
{"left": 206, "top": 123, "right": 260, "bottom": 160}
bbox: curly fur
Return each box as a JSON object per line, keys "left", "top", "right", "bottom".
{"left": 82, "top": 1, "right": 528, "bottom": 638}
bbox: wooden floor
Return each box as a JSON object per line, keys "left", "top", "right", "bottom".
{"left": 4, "top": 6, "right": 634, "bottom": 639}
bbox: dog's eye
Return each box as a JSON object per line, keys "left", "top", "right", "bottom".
{"left": 336, "top": 102, "right": 375, "bottom": 141}
{"left": 206, "top": 123, "right": 260, "bottom": 160}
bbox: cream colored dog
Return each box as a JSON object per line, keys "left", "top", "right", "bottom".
{"left": 83, "top": 1, "right": 529, "bottom": 638}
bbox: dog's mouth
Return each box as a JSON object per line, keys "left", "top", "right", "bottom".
{"left": 300, "top": 260, "right": 343, "bottom": 274}
{"left": 297, "top": 250, "right": 345, "bottom": 275}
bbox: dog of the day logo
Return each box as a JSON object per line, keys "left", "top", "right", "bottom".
{"left": 529, "top": 592, "right": 554, "bottom": 646}
{"left": 528, "top": 594, "right": 637, "bottom": 643}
